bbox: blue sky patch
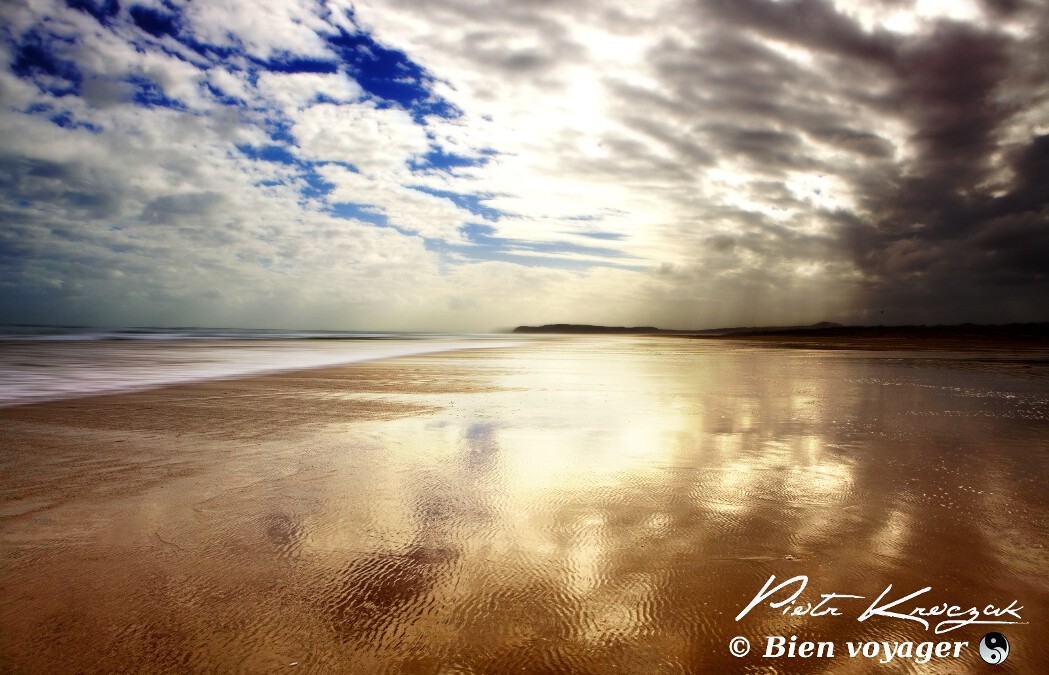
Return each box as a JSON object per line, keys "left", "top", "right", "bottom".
{"left": 460, "top": 223, "right": 496, "bottom": 240}
{"left": 128, "top": 4, "right": 180, "bottom": 39}
{"left": 298, "top": 168, "right": 334, "bottom": 200}
{"left": 440, "top": 223, "right": 638, "bottom": 271}
{"left": 331, "top": 202, "right": 388, "bottom": 226}
{"left": 49, "top": 111, "right": 102, "bottom": 133}
{"left": 66, "top": 0, "right": 121, "bottom": 26}
{"left": 126, "top": 75, "right": 185, "bottom": 109}
{"left": 176, "top": 33, "right": 242, "bottom": 63}
{"left": 237, "top": 144, "right": 298, "bottom": 165}
{"left": 428, "top": 237, "right": 643, "bottom": 272}
{"left": 264, "top": 118, "right": 297, "bottom": 145}
{"left": 326, "top": 27, "right": 458, "bottom": 121}
{"left": 11, "top": 31, "right": 82, "bottom": 96}
{"left": 465, "top": 232, "right": 630, "bottom": 260}
{"left": 412, "top": 147, "right": 488, "bottom": 173}
{"left": 204, "top": 82, "right": 245, "bottom": 106}
{"left": 411, "top": 186, "right": 503, "bottom": 222}
{"left": 258, "top": 54, "right": 338, "bottom": 75}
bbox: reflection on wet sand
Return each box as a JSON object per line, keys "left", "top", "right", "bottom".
{"left": 1, "top": 338, "right": 1047, "bottom": 673}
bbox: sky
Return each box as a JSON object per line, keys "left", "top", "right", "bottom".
{"left": 1, "top": 0, "right": 1047, "bottom": 331}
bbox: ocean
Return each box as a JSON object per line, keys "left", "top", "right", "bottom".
{"left": 0, "top": 325, "right": 521, "bottom": 407}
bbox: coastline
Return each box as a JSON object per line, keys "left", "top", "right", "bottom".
{"left": 0, "top": 334, "right": 520, "bottom": 409}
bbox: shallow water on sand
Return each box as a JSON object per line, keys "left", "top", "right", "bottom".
{"left": 1, "top": 337, "right": 1047, "bottom": 673}
{"left": 0, "top": 333, "right": 516, "bottom": 407}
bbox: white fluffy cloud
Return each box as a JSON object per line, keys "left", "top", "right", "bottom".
{"left": 182, "top": 0, "right": 336, "bottom": 60}
{"left": 292, "top": 101, "right": 430, "bottom": 173}
{"left": 256, "top": 71, "right": 363, "bottom": 111}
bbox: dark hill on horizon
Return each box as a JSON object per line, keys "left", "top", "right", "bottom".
{"left": 512, "top": 324, "right": 663, "bottom": 334}
{"left": 511, "top": 322, "right": 1049, "bottom": 345}
{"left": 512, "top": 322, "right": 844, "bottom": 335}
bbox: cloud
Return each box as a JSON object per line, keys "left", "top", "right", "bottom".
{"left": 320, "top": 164, "right": 478, "bottom": 239}
{"left": 293, "top": 101, "right": 429, "bottom": 172}
{"left": 1, "top": 0, "right": 1047, "bottom": 330}
{"left": 357, "top": 0, "right": 1048, "bottom": 325}
{"left": 181, "top": 0, "right": 337, "bottom": 60}
{"left": 255, "top": 71, "right": 364, "bottom": 111}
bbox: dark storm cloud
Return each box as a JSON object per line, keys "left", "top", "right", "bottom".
{"left": 806, "top": 127, "right": 894, "bottom": 159}
{"left": 979, "top": 0, "right": 1026, "bottom": 17}
{"left": 599, "top": 0, "right": 1049, "bottom": 323}
{"left": 624, "top": 27, "right": 882, "bottom": 179}
{"left": 704, "top": 0, "right": 898, "bottom": 64}
{"left": 836, "top": 16, "right": 1049, "bottom": 322}
{"left": 896, "top": 25, "right": 1009, "bottom": 187}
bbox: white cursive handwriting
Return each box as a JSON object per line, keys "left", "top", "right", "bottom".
{"left": 737, "top": 575, "right": 1026, "bottom": 634}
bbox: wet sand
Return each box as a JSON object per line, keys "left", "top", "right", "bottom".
{"left": 1, "top": 337, "right": 1047, "bottom": 673}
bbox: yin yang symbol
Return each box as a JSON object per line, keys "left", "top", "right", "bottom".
{"left": 979, "top": 632, "right": 1009, "bottom": 664}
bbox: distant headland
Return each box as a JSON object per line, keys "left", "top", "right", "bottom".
{"left": 511, "top": 322, "right": 1049, "bottom": 350}
{"left": 512, "top": 324, "right": 664, "bottom": 334}
{"left": 512, "top": 321, "right": 844, "bottom": 335}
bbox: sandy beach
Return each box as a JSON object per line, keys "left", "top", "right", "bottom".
{"left": 1, "top": 337, "right": 1047, "bottom": 673}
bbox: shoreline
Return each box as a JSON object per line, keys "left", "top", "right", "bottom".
{"left": 0, "top": 335, "right": 522, "bottom": 410}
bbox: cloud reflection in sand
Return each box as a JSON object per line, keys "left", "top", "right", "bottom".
{"left": 3, "top": 337, "right": 1047, "bottom": 673}
{"left": 274, "top": 338, "right": 1048, "bottom": 671}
